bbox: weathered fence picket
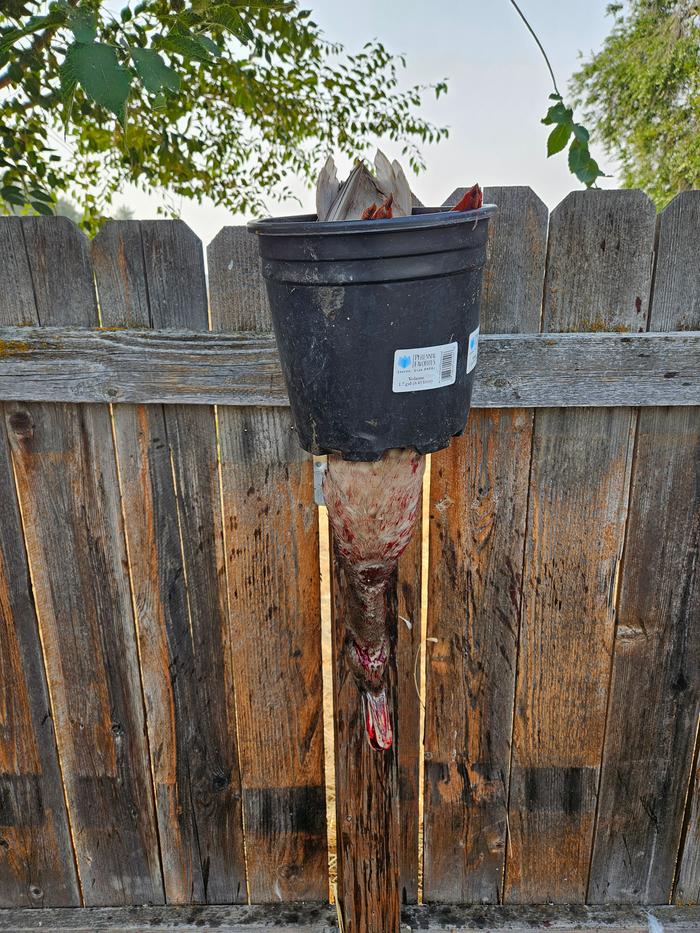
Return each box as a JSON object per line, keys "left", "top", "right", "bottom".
{"left": 92, "top": 220, "right": 247, "bottom": 904}
{"left": 504, "top": 190, "right": 657, "bottom": 903}
{"left": 208, "top": 228, "right": 329, "bottom": 902}
{"left": 328, "top": 472, "right": 423, "bottom": 928}
{"left": 396, "top": 518, "right": 423, "bottom": 905}
{"left": 0, "top": 188, "right": 698, "bottom": 932}
{"left": 3, "top": 218, "right": 164, "bottom": 905}
{"left": 587, "top": 192, "right": 700, "bottom": 903}
{"left": 423, "top": 186, "right": 548, "bottom": 903}
{"left": 0, "top": 217, "right": 79, "bottom": 908}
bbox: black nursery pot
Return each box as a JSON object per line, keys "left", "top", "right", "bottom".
{"left": 248, "top": 204, "right": 496, "bottom": 461}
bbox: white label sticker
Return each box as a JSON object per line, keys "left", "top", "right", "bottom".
{"left": 466, "top": 326, "right": 479, "bottom": 374}
{"left": 392, "top": 342, "right": 458, "bottom": 393}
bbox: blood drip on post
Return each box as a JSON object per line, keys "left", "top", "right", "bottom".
{"left": 323, "top": 448, "right": 425, "bottom": 749}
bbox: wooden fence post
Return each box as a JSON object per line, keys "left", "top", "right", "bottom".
{"left": 330, "top": 546, "right": 401, "bottom": 933}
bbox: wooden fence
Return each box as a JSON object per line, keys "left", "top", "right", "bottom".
{"left": 0, "top": 187, "right": 698, "bottom": 933}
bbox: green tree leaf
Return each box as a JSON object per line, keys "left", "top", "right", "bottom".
{"left": 1, "top": 0, "right": 448, "bottom": 230}
{"left": 568, "top": 139, "right": 604, "bottom": 187}
{"left": 0, "top": 185, "right": 26, "bottom": 205}
{"left": 209, "top": 5, "right": 254, "bottom": 40}
{"left": 568, "top": 138, "right": 589, "bottom": 175}
{"left": 542, "top": 101, "right": 573, "bottom": 126}
{"left": 131, "top": 47, "right": 181, "bottom": 94}
{"left": 60, "top": 41, "right": 132, "bottom": 123}
{"left": 67, "top": 6, "right": 97, "bottom": 43}
{"left": 547, "top": 122, "right": 572, "bottom": 156}
{"left": 197, "top": 34, "right": 221, "bottom": 57}
{"left": 31, "top": 200, "right": 55, "bottom": 215}
{"left": 161, "top": 28, "right": 218, "bottom": 62}
{"left": 572, "top": 124, "right": 590, "bottom": 144}
{"left": 29, "top": 186, "right": 53, "bottom": 201}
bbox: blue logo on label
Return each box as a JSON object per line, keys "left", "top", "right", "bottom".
{"left": 398, "top": 355, "right": 411, "bottom": 369}
{"left": 469, "top": 337, "right": 475, "bottom": 349}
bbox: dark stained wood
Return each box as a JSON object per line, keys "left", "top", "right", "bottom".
{"left": 92, "top": 220, "right": 247, "bottom": 904}
{"left": 504, "top": 190, "right": 657, "bottom": 904}
{"left": 423, "top": 187, "right": 547, "bottom": 902}
{"left": 3, "top": 217, "right": 163, "bottom": 905}
{"left": 589, "top": 191, "right": 700, "bottom": 903}
{"left": 396, "top": 516, "right": 422, "bottom": 905}
{"left": 330, "top": 536, "right": 401, "bottom": 933}
{"left": 208, "top": 227, "right": 328, "bottom": 902}
{"left": 677, "top": 743, "right": 700, "bottom": 905}
{"left": 2, "top": 902, "right": 700, "bottom": 931}
{"left": 0, "top": 218, "right": 79, "bottom": 908}
{"left": 666, "top": 193, "right": 700, "bottom": 911}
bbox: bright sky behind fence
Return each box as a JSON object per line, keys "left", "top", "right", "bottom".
{"left": 123, "top": 0, "right": 621, "bottom": 244}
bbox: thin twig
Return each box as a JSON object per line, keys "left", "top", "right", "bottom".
{"left": 332, "top": 882, "right": 345, "bottom": 933}
{"left": 413, "top": 642, "right": 424, "bottom": 712}
{"left": 413, "top": 637, "right": 438, "bottom": 712}
{"left": 0, "top": 26, "right": 58, "bottom": 91}
{"left": 506, "top": 0, "right": 561, "bottom": 97}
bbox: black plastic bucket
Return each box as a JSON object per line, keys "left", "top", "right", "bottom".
{"left": 248, "top": 204, "right": 496, "bottom": 460}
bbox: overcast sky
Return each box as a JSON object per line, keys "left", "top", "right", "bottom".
{"left": 122, "top": 0, "right": 620, "bottom": 244}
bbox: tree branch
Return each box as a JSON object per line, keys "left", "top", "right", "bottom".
{"left": 506, "top": 0, "right": 561, "bottom": 97}
{"left": 0, "top": 26, "right": 58, "bottom": 91}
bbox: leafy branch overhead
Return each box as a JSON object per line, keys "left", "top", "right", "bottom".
{"left": 506, "top": 0, "right": 605, "bottom": 189}
{"left": 542, "top": 94, "right": 604, "bottom": 187}
{"left": 1, "top": 0, "right": 449, "bottom": 229}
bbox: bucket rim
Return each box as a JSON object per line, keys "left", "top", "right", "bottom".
{"left": 247, "top": 204, "right": 497, "bottom": 236}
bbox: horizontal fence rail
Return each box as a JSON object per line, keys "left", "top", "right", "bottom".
{"left": 0, "top": 903, "right": 699, "bottom": 932}
{"left": 0, "top": 188, "right": 698, "bottom": 931}
{"left": 0, "top": 327, "right": 698, "bottom": 407}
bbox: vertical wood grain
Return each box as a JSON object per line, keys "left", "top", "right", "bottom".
{"left": 588, "top": 192, "right": 700, "bottom": 903}
{"left": 3, "top": 217, "right": 163, "bottom": 905}
{"left": 208, "top": 228, "right": 328, "bottom": 902}
{"left": 92, "top": 221, "right": 247, "bottom": 904}
{"left": 330, "top": 542, "right": 401, "bottom": 933}
{"left": 504, "top": 190, "right": 656, "bottom": 904}
{"left": 678, "top": 740, "right": 700, "bottom": 905}
{"left": 0, "top": 217, "right": 80, "bottom": 908}
{"left": 396, "top": 517, "right": 422, "bottom": 906}
{"left": 423, "top": 187, "right": 547, "bottom": 902}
